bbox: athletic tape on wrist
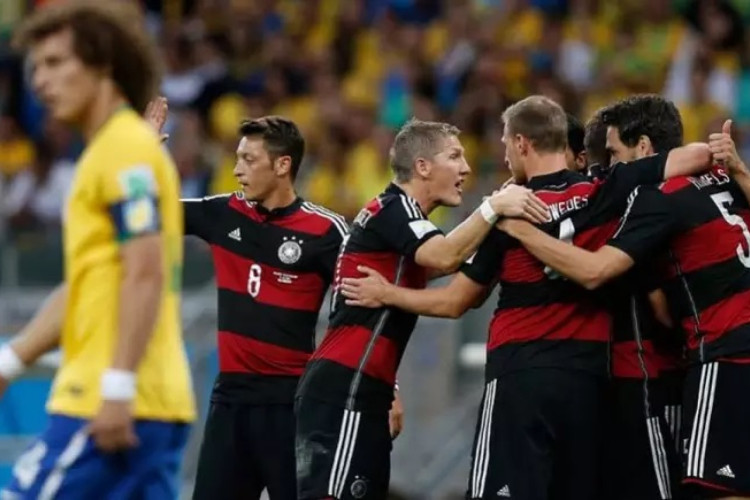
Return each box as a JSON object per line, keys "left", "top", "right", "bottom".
{"left": 0, "top": 345, "right": 25, "bottom": 381}
{"left": 479, "top": 200, "right": 499, "bottom": 224}
{"left": 101, "top": 369, "right": 136, "bottom": 401}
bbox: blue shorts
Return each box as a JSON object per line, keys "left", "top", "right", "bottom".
{"left": 1, "top": 414, "right": 190, "bottom": 500}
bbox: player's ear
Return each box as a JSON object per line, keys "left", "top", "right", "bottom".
{"left": 414, "top": 157, "right": 431, "bottom": 179}
{"left": 516, "top": 135, "right": 528, "bottom": 156}
{"left": 576, "top": 151, "right": 587, "bottom": 171}
{"left": 274, "top": 155, "right": 292, "bottom": 177}
{"left": 638, "top": 135, "right": 653, "bottom": 156}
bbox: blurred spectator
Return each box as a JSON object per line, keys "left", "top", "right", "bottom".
{"left": 1, "top": 130, "right": 74, "bottom": 233}
{"left": 2, "top": 0, "right": 749, "bottom": 229}
{"left": 0, "top": 113, "right": 34, "bottom": 179}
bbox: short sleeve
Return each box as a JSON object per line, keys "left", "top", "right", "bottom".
{"left": 317, "top": 222, "right": 348, "bottom": 282}
{"left": 181, "top": 194, "right": 232, "bottom": 242}
{"left": 603, "top": 153, "right": 667, "bottom": 207}
{"left": 101, "top": 164, "right": 161, "bottom": 242}
{"left": 607, "top": 185, "right": 679, "bottom": 265}
{"left": 459, "top": 228, "right": 508, "bottom": 286}
{"left": 370, "top": 195, "right": 443, "bottom": 257}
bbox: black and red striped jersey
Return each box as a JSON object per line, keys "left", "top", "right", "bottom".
{"left": 461, "top": 156, "right": 667, "bottom": 380}
{"left": 609, "top": 167, "right": 750, "bottom": 363}
{"left": 296, "top": 183, "right": 443, "bottom": 411}
{"left": 183, "top": 192, "right": 347, "bottom": 404}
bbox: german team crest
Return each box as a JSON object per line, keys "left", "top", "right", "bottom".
{"left": 278, "top": 236, "right": 302, "bottom": 264}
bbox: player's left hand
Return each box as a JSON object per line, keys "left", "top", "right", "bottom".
{"left": 89, "top": 400, "right": 139, "bottom": 452}
{"left": 144, "top": 96, "right": 169, "bottom": 143}
{"left": 389, "top": 389, "right": 404, "bottom": 440}
{"left": 709, "top": 119, "right": 747, "bottom": 176}
{"left": 340, "top": 266, "right": 389, "bottom": 308}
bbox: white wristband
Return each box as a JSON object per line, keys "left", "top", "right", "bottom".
{"left": 101, "top": 369, "right": 136, "bottom": 401}
{"left": 479, "top": 199, "right": 499, "bottom": 224}
{"left": 0, "top": 345, "right": 26, "bottom": 381}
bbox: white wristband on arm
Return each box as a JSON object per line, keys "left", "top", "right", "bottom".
{"left": 101, "top": 369, "right": 136, "bottom": 401}
{"left": 479, "top": 199, "right": 499, "bottom": 225}
{"left": 0, "top": 344, "right": 26, "bottom": 381}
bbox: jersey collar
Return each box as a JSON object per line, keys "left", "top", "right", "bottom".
{"left": 254, "top": 196, "right": 303, "bottom": 218}
{"left": 526, "top": 169, "right": 585, "bottom": 190}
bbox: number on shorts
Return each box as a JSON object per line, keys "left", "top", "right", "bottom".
{"left": 247, "top": 263, "right": 262, "bottom": 297}
{"left": 711, "top": 191, "right": 750, "bottom": 268}
{"left": 544, "top": 217, "right": 576, "bottom": 279}
{"left": 13, "top": 441, "right": 47, "bottom": 489}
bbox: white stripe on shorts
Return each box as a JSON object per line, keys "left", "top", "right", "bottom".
{"left": 38, "top": 429, "right": 88, "bottom": 500}
{"left": 470, "top": 379, "right": 497, "bottom": 498}
{"left": 687, "top": 362, "right": 718, "bottom": 478}
{"left": 646, "top": 417, "right": 672, "bottom": 499}
{"left": 328, "top": 409, "right": 362, "bottom": 498}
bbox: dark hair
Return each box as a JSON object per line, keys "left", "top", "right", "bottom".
{"left": 13, "top": 0, "right": 160, "bottom": 114}
{"left": 502, "top": 95, "right": 567, "bottom": 153}
{"left": 239, "top": 116, "right": 305, "bottom": 179}
{"left": 601, "top": 94, "right": 683, "bottom": 153}
{"left": 584, "top": 107, "right": 610, "bottom": 167}
{"left": 566, "top": 113, "right": 585, "bottom": 155}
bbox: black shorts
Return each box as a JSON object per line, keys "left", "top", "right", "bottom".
{"left": 604, "top": 378, "right": 681, "bottom": 500}
{"left": 682, "top": 361, "right": 750, "bottom": 497}
{"left": 192, "top": 402, "right": 296, "bottom": 500}
{"left": 654, "top": 369, "right": 686, "bottom": 457}
{"left": 466, "top": 369, "right": 607, "bottom": 500}
{"left": 295, "top": 397, "right": 391, "bottom": 500}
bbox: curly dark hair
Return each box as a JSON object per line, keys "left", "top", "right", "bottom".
{"left": 13, "top": 0, "right": 160, "bottom": 114}
{"left": 601, "top": 94, "right": 683, "bottom": 154}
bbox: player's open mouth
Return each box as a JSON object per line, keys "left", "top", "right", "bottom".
{"left": 455, "top": 180, "right": 463, "bottom": 194}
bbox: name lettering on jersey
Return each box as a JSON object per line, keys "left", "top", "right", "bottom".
{"left": 548, "top": 195, "right": 589, "bottom": 221}
{"left": 118, "top": 166, "right": 156, "bottom": 199}
{"left": 278, "top": 236, "right": 303, "bottom": 264}
{"left": 689, "top": 169, "right": 731, "bottom": 190}
{"left": 273, "top": 271, "right": 298, "bottom": 284}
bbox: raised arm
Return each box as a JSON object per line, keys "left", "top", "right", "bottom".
{"left": 342, "top": 267, "right": 488, "bottom": 318}
{"left": 663, "top": 142, "right": 712, "bottom": 179}
{"left": 497, "top": 220, "right": 633, "bottom": 289}
{"left": 709, "top": 119, "right": 750, "bottom": 205}
{"left": 498, "top": 185, "right": 679, "bottom": 290}
{"left": 414, "top": 185, "right": 549, "bottom": 273}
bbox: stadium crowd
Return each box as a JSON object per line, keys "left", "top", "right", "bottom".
{"left": 0, "top": 0, "right": 750, "bottom": 233}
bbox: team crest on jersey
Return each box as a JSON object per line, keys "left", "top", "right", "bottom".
{"left": 278, "top": 236, "right": 303, "bottom": 264}
{"left": 350, "top": 477, "right": 368, "bottom": 499}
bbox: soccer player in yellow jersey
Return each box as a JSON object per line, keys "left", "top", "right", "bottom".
{"left": 0, "top": 1, "right": 195, "bottom": 498}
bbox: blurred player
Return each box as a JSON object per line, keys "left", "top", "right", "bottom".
{"left": 498, "top": 117, "right": 750, "bottom": 500}
{"left": 295, "top": 118, "right": 550, "bottom": 500}
{"left": 340, "top": 96, "right": 711, "bottom": 500}
{"left": 0, "top": 1, "right": 194, "bottom": 498}
{"left": 565, "top": 113, "right": 587, "bottom": 173}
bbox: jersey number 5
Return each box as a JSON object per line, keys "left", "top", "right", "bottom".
{"left": 711, "top": 191, "right": 750, "bottom": 268}
{"left": 544, "top": 218, "right": 576, "bottom": 279}
{"left": 247, "top": 263, "right": 262, "bottom": 297}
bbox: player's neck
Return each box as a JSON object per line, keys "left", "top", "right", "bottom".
{"left": 259, "top": 185, "right": 297, "bottom": 212}
{"left": 524, "top": 152, "right": 568, "bottom": 181}
{"left": 78, "top": 85, "right": 128, "bottom": 141}
{"left": 395, "top": 181, "right": 434, "bottom": 215}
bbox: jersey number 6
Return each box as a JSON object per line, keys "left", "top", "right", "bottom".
{"left": 247, "top": 264, "right": 262, "bottom": 297}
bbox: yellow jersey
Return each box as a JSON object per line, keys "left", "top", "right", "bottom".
{"left": 47, "top": 108, "right": 195, "bottom": 422}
